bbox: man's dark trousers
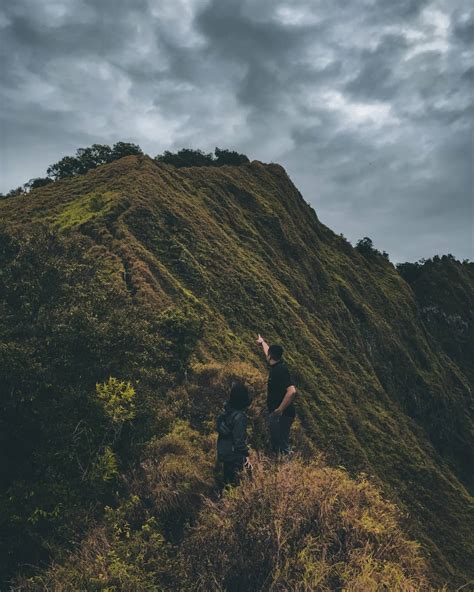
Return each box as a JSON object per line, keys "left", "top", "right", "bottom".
{"left": 268, "top": 413, "right": 293, "bottom": 455}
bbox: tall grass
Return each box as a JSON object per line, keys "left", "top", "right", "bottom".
{"left": 181, "top": 457, "right": 431, "bottom": 591}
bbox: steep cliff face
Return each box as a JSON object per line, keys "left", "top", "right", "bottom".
{"left": 399, "top": 256, "right": 474, "bottom": 386}
{"left": 1, "top": 155, "right": 473, "bottom": 586}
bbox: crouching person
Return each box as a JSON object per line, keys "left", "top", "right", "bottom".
{"left": 217, "top": 382, "right": 251, "bottom": 485}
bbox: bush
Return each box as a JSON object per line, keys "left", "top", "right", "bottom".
{"left": 130, "top": 421, "right": 215, "bottom": 529}
{"left": 396, "top": 261, "right": 424, "bottom": 283}
{"left": 15, "top": 422, "right": 215, "bottom": 591}
{"left": 214, "top": 147, "right": 250, "bottom": 166}
{"left": 2, "top": 186, "right": 26, "bottom": 198}
{"left": 0, "top": 227, "right": 201, "bottom": 584}
{"left": 25, "top": 177, "right": 53, "bottom": 190}
{"left": 355, "top": 237, "right": 390, "bottom": 261}
{"left": 46, "top": 142, "right": 143, "bottom": 181}
{"left": 180, "top": 457, "right": 431, "bottom": 591}
{"left": 155, "top": 147, "right": 250, "bottom": 168}
{"left": 156, "top": 148, "right": 215, "bottom": 167}
{"left": 96, "top": 377, "right": 136, "bottom": 425}
{"left": 16, "top": 497, "right": 170, "bottom": 592}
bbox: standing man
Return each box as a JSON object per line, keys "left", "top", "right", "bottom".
{"left": 257, "top": 334, "right": 297, "bottom": 455}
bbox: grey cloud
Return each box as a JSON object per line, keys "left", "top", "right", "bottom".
{"left": 366, "top": 0, "right": 430, "bottom": 21}
{"left": 462, "top": 67, "right": 474, "bottom": 82}
{"left": 344, "top": 35, "right": 409, "bottom": 101}
{"left": 0, "top": 0, "right": 472, "bottom": 262}
{"left": 195, "top": 0, "right": 323, "bottom": 110}
{"left": 451, "top": 10, "right": 474, "bottom": 44}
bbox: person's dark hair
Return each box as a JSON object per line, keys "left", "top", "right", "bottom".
{"left": 229, "top": 382, "right": 250, "bottom": 410}
{"left": 268, "top": 344, "right": 284, "bottom": 361}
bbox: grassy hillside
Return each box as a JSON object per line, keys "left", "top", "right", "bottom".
{"left": 398, "top": 256, "right": 474, "bottom": 386}
{"left": 1, "top": 155, "right": 473, "bottom": 588}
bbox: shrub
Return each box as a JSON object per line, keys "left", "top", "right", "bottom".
{"left": 3, "top": 186, "right": 26, "bottom": 198}
{"left": 109, "top": 141, "right": 143, "bottom": 161}
{"left": 96, "top": 377, "right": 136, "bottom": 425}
{"left": 46, "top": 142, "right": 143, "bottom": 181}
{"left": 180, "top": 457, "right": 431, "bottom": 591}
{"left": 155, "top": 147, "right": 250, "bottom": 168}
{"left": 25, "top": 177, "right": 53, "bottom": 190}
{"left": 156, "top": 148, "right": 215, "bottom": 167}
{"left": 355, "top": 237, "right": 390, "bottom": 261}
{"left": 0, "top": 227, "right": 201, "bottom": 583}
{"left": 16, "top": 497, "right": 170, "bottom": 592}
{"left": 157, "top": 308, "right": 203, "bottom": 376}
{"left": 130, "top": 421, "right": 215, "bottom": 529}
{"left": 87, "top": 446, "right": 119, "bottom": 484}
{"left": 15, "top": 422, "right": 215, "bottom": 591}
{"left": 214, "top": 147, "right": 250, "bottom": 166}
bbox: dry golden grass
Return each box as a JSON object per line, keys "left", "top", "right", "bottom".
{"left": 181, "top": 457, "right": 433, "bottom": 592}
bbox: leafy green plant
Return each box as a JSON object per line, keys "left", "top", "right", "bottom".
{"left": 17, "top": 497, "right": 170, "bottom": 591}
{"left": 88, "top": 446, "right": 119, "bottom": 484}
{"left": 96, "top": 378, "right": 136, "bottom": 425}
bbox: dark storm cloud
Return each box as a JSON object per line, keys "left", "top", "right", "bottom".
{"left": 344, "top": 35, "right": 409, "bottom": 101}
{"left": 0, "top": 0, "right": 472, "bottom": 262}
{"left": 451, "top": 10, "right": 474, "bottom": 44}
{"left": 365, "top": 0, "right": 430, "bottom": 22}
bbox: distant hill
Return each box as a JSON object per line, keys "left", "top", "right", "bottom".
{"left": 1, "top": 155, "right": 472, "bottom": 589}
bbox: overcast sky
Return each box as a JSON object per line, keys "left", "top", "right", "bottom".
{"left": 1, "top": 0, "right": 472, "bottom": 262}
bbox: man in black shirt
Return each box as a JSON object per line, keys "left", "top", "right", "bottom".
{"left": 257, "top": 334, "right": 296, "bottom": 455}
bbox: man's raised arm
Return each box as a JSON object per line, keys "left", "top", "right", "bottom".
{"left": 257, "top": 334, "right": 269, "bottom": 357}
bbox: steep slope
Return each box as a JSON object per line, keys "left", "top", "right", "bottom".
{"left": 1, "top": 155, "right": 473, "bottom": 587}
{"left": 398, "top": 256, "right": 474, "bottom": 386}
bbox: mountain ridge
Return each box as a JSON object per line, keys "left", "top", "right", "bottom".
{"left": 1, "top": 154, "right": 473, "bottom": 587}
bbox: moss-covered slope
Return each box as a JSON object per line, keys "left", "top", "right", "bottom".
{"left": 1, "top": 155, "right": 473, "bottom": 586}
{"left": 399, "top": 256, "right": 474, "bottom": 387}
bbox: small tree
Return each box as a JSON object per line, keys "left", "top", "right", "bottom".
{"left": 25, "top": 177, "right": 53, "bottom": 190}
{"left": 76, "top": 144, "right": 112, "bottom": 173}
{"left": 4, "top": 186, "right": 26, "bottom": 198}
{"left": 355, "top": 237, "right": 390, "bottom": 261}
{"left": 355, "top": 236, "right": 375, "bottom": 255}
{"left": 155, "top": 147, "right": 250, "bottom": 168}
{"left": 156, "top": 148, "right": 214, "bottom": 167}
{"left": 47, "top": 155, "right": 81, "bottom": 180}
{"left": 396, "top": 261, "right": 423, "bottom": 283}
{"left": 109, "top": 141, "right": 143, "bottom": 161}
{"left": 214, "top": 147, "right": 250, "bottom": 166}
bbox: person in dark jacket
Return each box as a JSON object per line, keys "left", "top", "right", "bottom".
{"left": 257, "top": 335, "right": 297, "bottom": 455}
{"left": 217, "top": 382, "right": 251, "bottom": 485}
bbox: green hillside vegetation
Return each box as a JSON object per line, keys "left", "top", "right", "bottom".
{"left": 0, "top": 154, "right": 473, "bottom": 589}
{"left": 0, "top": 145, "right": 250, "bottom": 198}
{"left": 19, "top": 459, "right": 432, "bottom": 591}
{"left": 54, "top": 190, "right": 121, "bottom": 230}
{"left": 398, "top": 256, "right": 474, "bottom": 385}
